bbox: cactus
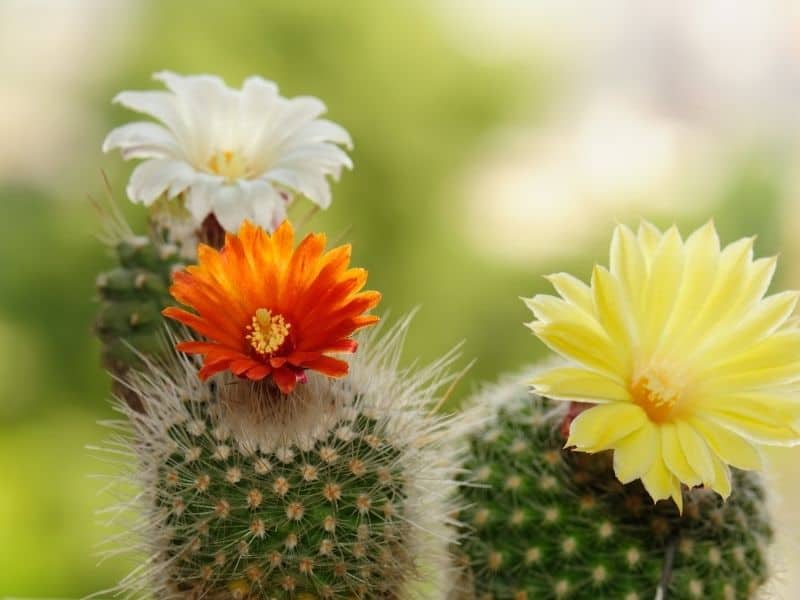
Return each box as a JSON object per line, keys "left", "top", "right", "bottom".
{"left": 101, "top": 318, "right": 467, "bottom": 599}
{"left": 454, "top": 376, "right": 773, "bottom": 600}
{"left": 95, "top": 232, "right": 184, "bottom": 375}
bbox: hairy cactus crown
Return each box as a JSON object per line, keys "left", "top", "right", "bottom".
{"left": 98, "top": 318, "right": 469, "bottom": 600}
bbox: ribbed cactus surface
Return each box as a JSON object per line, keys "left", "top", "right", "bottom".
{"left": 105, "top": 320, "right": 464, "bottom": 600}
{"left": 158, "top": 397, "right": 412, "bottom": 599}
{"left": 95, "top": 234, "right": 183, "bottom": 374}
{"left": 456, "top": 380, "right": 772, "bottom": 600}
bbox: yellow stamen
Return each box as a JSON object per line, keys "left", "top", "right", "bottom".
{"left": 247, "top": 308, "right": 290, "bottom": 355}
{"left": 206, "top": 149, "right": 250, "bottom": 180}
{"left": 630, "top": 368, "right": 683, "bottom": 423}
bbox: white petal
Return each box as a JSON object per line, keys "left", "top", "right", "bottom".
{"left": 240, "top": 180, "right": 287, "bottom": 231}
{"left": 185, "top": 180, "right": 215, "bottom": 223}
{"left": 288, "top": 118, "right": 353, "bottom": 149}
{"left": 273, "top": 143, "right": 353, "bottom": 174}
{"left": 126, "top": 159, "right": 196, "bottom": 206}
{"left": 102, "top": 121, "right": 181, "bottom": 160}
{"left": 154, "top": 71, "right": 234, "bottom": 160}
{"left": 113, "top": 90, "right": 180, "bottom": 131}
{"left": 165, "top": 165, "right": 203, "bottom": 199}
{"left": 154, "top": 70, "right": 228, "bottom": 100}
{"left": 264, "top": 96, "right": 327, "bottom": 152}
{"left": 210, "top": 184, "right": 252, "bottom": 231}
{"left": 264, "top": 168, "right": 331, "bottom": 209}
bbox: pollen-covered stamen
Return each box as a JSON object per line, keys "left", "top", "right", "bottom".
{"left": 246, "top": 308, "right": 290, "bottom": 355}
{"left": 630, "top": 368, "right": 683, "bottom": 422}
{"left": 206, "top": 149, "right": 251, "bottom": 181}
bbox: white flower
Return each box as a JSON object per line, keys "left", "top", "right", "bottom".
{"left": 103, "top": 71, "right": 353, "bottom": 232}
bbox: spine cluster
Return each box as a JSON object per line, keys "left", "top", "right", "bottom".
{"left": 454, "top": 376, "right": 773, "bottom": 600}
{"left": 101, "top": 321, "right": 467, "bottom": 600}
{"left": 95, "top": 233, "right": 183, "bottom": 374}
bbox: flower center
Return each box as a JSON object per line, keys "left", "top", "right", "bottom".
{"left": 630, "top": 368, "right": 683, "bottom": 423}
{"left": 206, "top": 149, "right": 250, "bottom": 181}
{"left": 246, "top": 308, "right": 290, "bottom": 355}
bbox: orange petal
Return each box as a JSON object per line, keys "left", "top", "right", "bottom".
{"left": 198, "top": 359, "right": 231, "bottom": 381}
{"left": 230, "top": 358, "right": 259, "bottom": 376}
{"left": 162, "top": 307, "right": 243, "bottom": 348}
{"left": 305, "top": 355, "right": 349, "bottom": 377}
{"left": 245, "top": 364, "right": 272, "bottom": 380}
{"left": 273, "top": 366, "right": 299, "bottom": 394}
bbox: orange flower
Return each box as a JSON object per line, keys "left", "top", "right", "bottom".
{"left": 163, "top": 220, "right": 381, "bottom": 393}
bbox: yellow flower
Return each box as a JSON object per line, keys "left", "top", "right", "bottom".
{"left": 526, "top": 220, "right": 800, "bottom": 510}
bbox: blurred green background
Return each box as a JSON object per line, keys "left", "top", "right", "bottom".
{"left": 2, "top": 0, "right": 800, "bottom": 596}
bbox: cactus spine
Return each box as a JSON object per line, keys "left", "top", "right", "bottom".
{"left": 455, "top": 376, "right": 773, "bottom": 600}
{"left": 101, "top": 319, "right": 466, "bottom": 599}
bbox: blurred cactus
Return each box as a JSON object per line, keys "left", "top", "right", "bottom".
{"left": 100, "top": 318, "right": 467, "bottom": 599}
{"left": 455, "top": 376, "right": 773, "bottom": 600}
{"left": 95, "top": 233, "right": 183, "bottom": 373}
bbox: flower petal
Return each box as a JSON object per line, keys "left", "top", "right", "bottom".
{"left": 126, "top": 159, "right": 196, "bottom": 206}
{"left": 708, "top": 454, "right": 732, "bottom": 499}
{"left": 661, "top": 422, "right": 702, "bottom": 487}
{"left": 609, "top": 224, "right": 646, "bottom": 324}
{"left": 640, "top": 455, "right": 678, "bottom": 504}
{"left": 612, "top": 419, "right": 658, "bottom": 483}
{"left": 532, "top": 367, "right": 629, "bottom": 403}
{"left": 102, "top": 121, "right": 181, "bottom": 160}
{"left": 675, "top": 420, "right": 715, "bottom": 484}
{"left": 566, "top": 403, "right": 648, "bottom": 452}
{"left": 543, "top": 272, "right": 594, "bottom": 314}
{"left": 641, "top": 226, "right": 684, "bottom": 354}
{"left": 211, "top": 184, "right": 252, "bottom": 231}
{"left": 686, "top": 416, "right": 762, "bottom": 470}
{"left": 696, "top": 406, "right": 800, "bottom": 447}
{"left": 529, "top": 320, "right": 625, "bottom": 379}
{"left": 591, "top": 265, "right": 634, "bottom": 352}
{"left": 240, "top": 179, "right": 286, "bottom": 231}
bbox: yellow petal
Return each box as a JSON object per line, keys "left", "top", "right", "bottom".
{"left": 675, "top": 420, "right": 715, "bottom": 485}
{"left": 732, "top": 256, "right": 777, "bottom": 319}
{"left": 661, "top": 423, "right": 702, "bottom": 487}
{"left": 701, "top": 330, "right": 800, "bottom": 387}
{"left": 544, "top": 272, "right": 594, "bottom": 315}
{"left": 566, "top": 403, "right": 647, "bottom": 452}
{"left": 695, "top": 390, "right": 800, "bottom": 428}
{"left": 686, "top": 237, "right": 753, "bottom": 341}
{"left": 672, "top": 485, "right": 684, "bottom": 514}
{"left": 697, "top": 407, "right": 800, "bottom": 447}
{"left": 525, "top": 294, "right": 602, "bottom": 332}
{"left": 637, "top": 221, "right": 663, "bottom": 266}
{"left": 610, "top": 224, "right": 646, "bottom": 321}
{"left": 640, "top": 454, "right": 677, "bottom": 504}
{"left": 697, "top": 290, "right": 799, "bottom": 365}
{"left": 642, "top": 226, "right": 684, "bottom": 355}
{"left": 613, "top": 419, "right": 658, "bottom": 483}
{"left": 529, "top": 321, "right": 625, "bottom": 378}
{"left": 686, "top": 416, "right": 762, "bottom": 470}
{"left": 532, "top": 367, "right": 629, "bottom": 403}
{"left": 592, "top": 265, "right": 634, "bottom": 350}
{"left": 662, "top": 221, "right": 720, "bottom": 348}
{"left": 708, "top": 454, "right": 732, "bottom": 499}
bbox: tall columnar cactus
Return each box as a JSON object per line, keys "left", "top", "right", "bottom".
{"left": 455, "top": 376, "right": 773, "bottom": 600}
{"left": 103, "top": 319, "right": 466, "bottom": 599}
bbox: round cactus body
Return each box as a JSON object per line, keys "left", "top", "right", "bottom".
{"left": 456, "top": 378, "right": 773, "bottom": 600}
{"left": 95, "top": 234, "right": 183, "bottom": 374}
{"left": 104, "top": 319, "right": 465, "bottom": 599}
{"left": 157, "top": 395, "right": 415, "bottom": 599}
